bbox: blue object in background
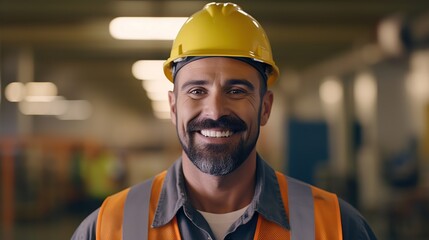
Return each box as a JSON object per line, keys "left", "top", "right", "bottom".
{"left": 286, "top": 118, "right": 329, "bottom": 185}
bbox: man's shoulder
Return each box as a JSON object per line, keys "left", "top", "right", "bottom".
{"left": 70, "top": 178, "right": 153, "bottom": 240}
{"left": 273, "top": 173, "right": 377, "bottom": 239}
{"left": 71, "top": 209, "right": 99, "bottom": 240}
{"left": 338, "top": 199, "right": 378, "bottom": 240}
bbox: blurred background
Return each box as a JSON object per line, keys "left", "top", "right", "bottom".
{"left": 1, "top": 0, "right": 429, "bottom": 239}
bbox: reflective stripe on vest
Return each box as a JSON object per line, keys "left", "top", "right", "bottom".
{"left": 123, "top": 178, "right": 154, "bottom": 240}
{"left": 287, "top": 176, "right": 315, "bottom": 240}
{"left": 96, "top": 171, "right": 342, "bottom": 240}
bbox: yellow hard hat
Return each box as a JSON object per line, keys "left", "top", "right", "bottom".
{"left": 163, "top": 2, "right": 279, "bottom": 86}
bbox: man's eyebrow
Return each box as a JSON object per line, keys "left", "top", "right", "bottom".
{"left": 226, "top": 79, "right": 255, "bottom": 91}
{"left": 180, "top": 80, "right": 208, "bottom": 91}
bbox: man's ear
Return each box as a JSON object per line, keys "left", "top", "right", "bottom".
{"left": 168, "top": 90, "right": 177, "bottom": 125}
{"left": 260, "top": 90, "right": 273, "bottom": 126}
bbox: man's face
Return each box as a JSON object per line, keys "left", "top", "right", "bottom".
{"left": 168, "top": 57, "right": 273, "bottom": 176}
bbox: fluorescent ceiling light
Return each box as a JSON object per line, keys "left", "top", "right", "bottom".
{"left": 142, "top": 80, "right": 173, "bottom": 94}
{"left": 5, "top": 82, "right": 26, "bottom": 102}
{"left": 146, "top": 91, "right": 169, "bottom": 101}
{"left": 320, "top": 77, "right": 343, "bottom": 105}
{"left": 5, "top": 81, "right": 58, "bottom": 102}
{"left": 19, "top": 97, "right": 67, "bottom": 116}
{"left": 151, "top": 100, "right": 171, "bottom": 113}
{"left": 377, "top": 16, "right": 404, "bottom": 56}
{"left": 132, "top": 60, "right": 174, "bottom": 119}
{"left": 57, "top": 100, "right": 92, "bottom": 120}
{"left": 132, "top": 60, "right": 168, "bottom": 81}
{"left": 354, "top": 72, "right": 377, "bottom": 108}
{"left": 109, "top": 17, "right": 187, "bottom": 40}
{"left": 152, "top": 100, "right": 172, "bottom": 120}
{"left": 25, "top": 95, "right": 58, "bottom": 102}
{"left": 354, "top": 72, "right": 377, "bottom": 123}
{"left": 133, "top": 60, "right": 173, "bottom": 100}
{"left": 25, "top": 82, "right": 58, "bottom": 99}
{"left": 18, "top": 97, "right": 93, "bottom": 120}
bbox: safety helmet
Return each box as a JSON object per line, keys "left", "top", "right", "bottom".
{"left": 163, "top": 2, "right": 279, "bottom": 86}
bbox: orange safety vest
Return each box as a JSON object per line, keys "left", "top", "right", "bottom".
{"left": 96, "top": 171, "right": 343, "bottom": 240}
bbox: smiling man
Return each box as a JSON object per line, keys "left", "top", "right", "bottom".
{"left": 172, "top": 57, "right": 270, "bottom": 178}
{"left": 72, "top": 2, "right": 377, "bottom": 240}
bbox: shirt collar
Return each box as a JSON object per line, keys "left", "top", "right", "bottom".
{"left": 253, "top": 155, "right": 290, "bottom": 230}
{"left": 152, "top": 159, "right": 185, "bottom": 227}
{"left": 152, "top": 156, "right": 290, "bottom": 230}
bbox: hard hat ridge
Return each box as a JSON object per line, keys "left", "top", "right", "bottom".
{"left": 205, "top": 2, "right": 239, "bottom": 17}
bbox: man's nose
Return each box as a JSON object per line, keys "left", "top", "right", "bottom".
{"left": 203, "top": 91, "right": 230, "bottom": 120}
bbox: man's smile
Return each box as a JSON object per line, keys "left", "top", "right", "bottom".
{"left": 200, "top": 129, "right": 234, "bottom": 138}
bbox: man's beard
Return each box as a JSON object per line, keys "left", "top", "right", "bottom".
{"left": 178, "top": 115, "right": 259, "bottom": 176}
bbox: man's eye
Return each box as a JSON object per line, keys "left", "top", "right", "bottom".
{"left": 189, "top": 89, "right": 206, "bottom": 95}
{"left": 228, "top": 89, "right": 246, "bottom": 95}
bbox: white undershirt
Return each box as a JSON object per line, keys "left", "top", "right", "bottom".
{"left": 198, "top": 204, "right": 250, "bottom": 240}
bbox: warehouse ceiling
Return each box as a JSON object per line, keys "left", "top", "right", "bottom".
{"left": 1, "top": 0, "right": 429, "bottom": 118}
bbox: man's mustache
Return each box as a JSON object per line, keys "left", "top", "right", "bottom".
{"left": 187, "top": 115, "right": 247, "bottom": 132}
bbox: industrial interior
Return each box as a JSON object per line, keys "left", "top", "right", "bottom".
{"left": 1, "top": 1, "right": 429, "bottom": 239}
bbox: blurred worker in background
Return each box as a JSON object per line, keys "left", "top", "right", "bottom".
{"left": 72, "top": 2, "right": 377, "bottom": 239}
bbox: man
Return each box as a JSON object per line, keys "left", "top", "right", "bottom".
{"left": 72, "top": 2, "right": 377, "bottom": 240}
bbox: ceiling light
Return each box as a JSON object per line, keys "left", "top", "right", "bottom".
{"left": 151, "top": 100, "right": 170, "bottom": 112}
{"left": 147, "top": 91, "right": 169, "bottom": 101}
{"left": 19, "top": 97, "right": 67, "bottom": 116}
{"left": 5, "top": 82, "right": 26, "bottom": 102}
{"left": 151, "top": 100, "right": 171, "bottom": 120}
{"left": 354, "top": 72, "right": 377, "bottom": 109}
{"left": 109, "top": 17, "right": 187, "bottom": 40}
{"left": 320, "top": 77, "right": 343, "bottom": 105}
{"left": 132, "top": 60, "right": 174, "bottom": 120}
{"left": 377, "top": 16, "right": 405, "bottom": 56}
{"left": 354, "top": 72, "right": 377, "bottom": 123}
{"left": 57, "top": 100, "right": 92, "bottom": 120}
{"left": 406, "top": 51, "right": 429, "bottom": 101}
{"left": 25, "top": 82, "right": 58, "bottom": 102}
{"left": 132, "top": 60, "right": 168, "bottom": 81}
{"left": 142, "top": 80, "right": 173, "bottom": 94}
{"left": 18, "top": 97, "right": 93, "bottom": 120}
{"left": 5, "top": 81, "right": 59, "bottom": 102}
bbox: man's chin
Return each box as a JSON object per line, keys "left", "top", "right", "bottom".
{"left": 195, "top": 160, "right": 236, "bottom": 176}
{"left": 202, "top": 143, "right": 232, "bottom": 152}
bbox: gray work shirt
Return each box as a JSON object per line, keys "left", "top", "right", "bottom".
{"left": 72, "top": 156, "right": 377, "bottom": 240}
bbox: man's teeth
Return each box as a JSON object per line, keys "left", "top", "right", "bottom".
{"left": 200, "top": 130, "right": 233, "bottom": 138}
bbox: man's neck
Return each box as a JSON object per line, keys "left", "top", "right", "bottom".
{"left": 182, "top": 151, "right": 257, "bottom": 214}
